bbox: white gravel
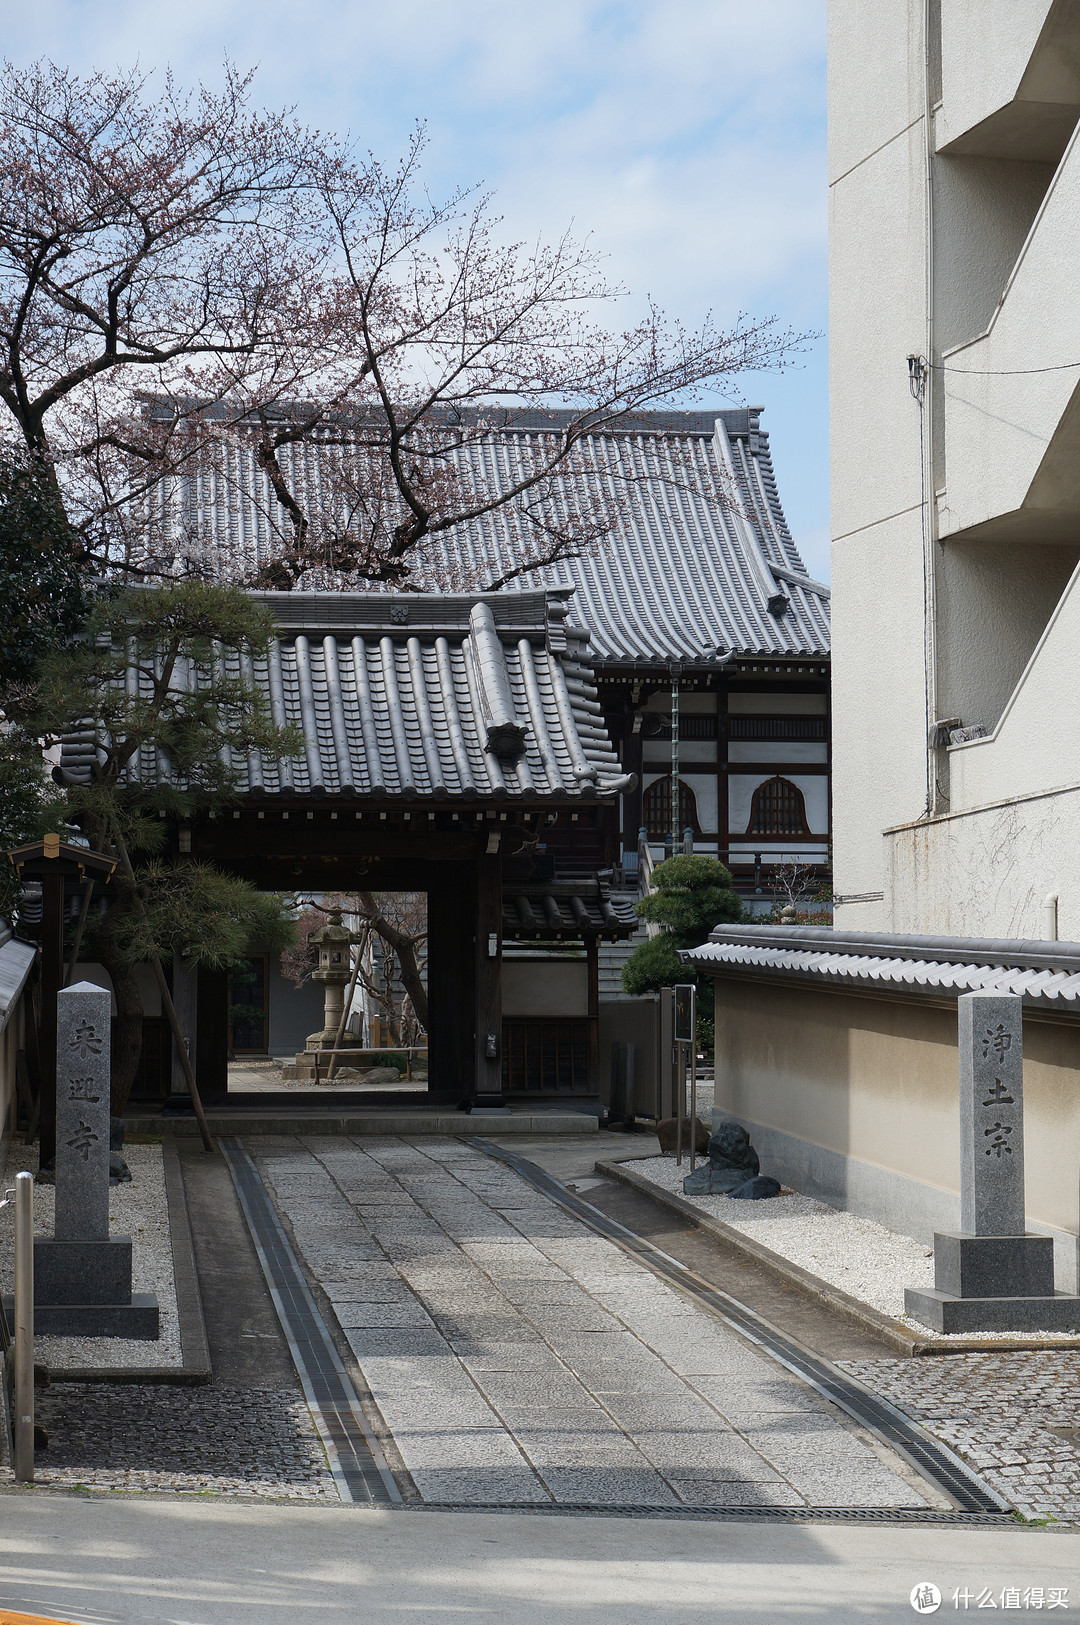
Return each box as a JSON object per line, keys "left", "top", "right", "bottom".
{"left": 0, "top": 1142, "right": 182, "bottom": 1370}
{"left": 622, "top": 1153, "right": 938, "bottom": 1320}
{"left": 624, "top": 1155, "right": 1080, "bottom": 1341}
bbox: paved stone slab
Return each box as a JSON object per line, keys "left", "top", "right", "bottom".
{"left": 257, "top": 1136, "right": 927, "bottom": 1510}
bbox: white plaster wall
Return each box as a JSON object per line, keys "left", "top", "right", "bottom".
{"left": 886, "top": 785, "right": 1080, "bottom": 939}
{"left": 939, "top": 122, "right": 1080, "bottom": 539}
{"left": 831, "top": 507, "right": 929, "bottom": 926}
{"left": 642, "top": 742, "right": 716, "bottom": 766}
{"left": 728, "top": 694, "right": 828, "bottom": 714}
{"left": 948, "top": 553, "right": 1080, "bottom": 809}
{"left": 828, "top": 0, "right": 924, "bottom": 187}
{"left": 72, "top": 962, "right": 161, "bottom": 1018}
{"left": 829, "top": 0, "right": 930, "bottom": 931}
{"left": 727, "top": 743, "right": 828, "bottom": 765}
{"left": 938, "top": 1, "right": 1057, "bottom": 150}
{"left": 503, "top": 959, "right": 588, "bottom": 1018}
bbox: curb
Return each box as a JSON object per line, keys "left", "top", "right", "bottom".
{"left": 51, "top": 1143, "right": 212, "bottom": 1386}
{"left": 124, "top": 1112, "right": 599, "bottom": 1139}
{"left": 595, "top": 1159, "right": 1080, "bottom": 1358}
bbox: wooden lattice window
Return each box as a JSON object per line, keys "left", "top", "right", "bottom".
{"left": 642, "top": 776, "right": 699, "bottom": 840}
{"left": 746, "top": 776, "right": 810, "bottom": 837}
{"left": 502, "top": 1020, "right": 589, "bottom": 1093}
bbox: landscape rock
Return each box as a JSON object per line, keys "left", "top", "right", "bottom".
{"left": 727, "top": 1175, "right": 782, "bottom": 1200}
{"left": 656, "top": 1117, "right": 709, "bottom": 1154}
{"left": 682, "top": 1162, "right": 753, "bottom": 1195}
{"left": 109, "top": 1152, "right": 132, "bottom": 1186}
{"left": 682, "top": 1117, "right": 769, "bottom": 1196}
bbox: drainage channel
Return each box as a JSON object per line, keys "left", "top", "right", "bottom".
{"left": 220, "top": 1138, "right": 400, "bottom": 1505}
{"left": 469, "top": 1139, "right": 1011, "bottom": 1521}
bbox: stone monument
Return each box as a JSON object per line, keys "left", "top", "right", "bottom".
{"left": 33, "top": 983, "right": 159, "bottom": 1337}
{"left": 905, "top": 990, "right": 1080, "bottom": 1334}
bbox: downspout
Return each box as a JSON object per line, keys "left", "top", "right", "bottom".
{"left": 922, "top": 0, "right": 944, "bottom": 815}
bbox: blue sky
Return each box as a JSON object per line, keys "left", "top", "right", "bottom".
{"left": 9, "top": 1, "right": 829, "bottom": 577}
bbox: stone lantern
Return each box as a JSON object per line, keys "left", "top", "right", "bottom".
{"left": 306, "top": 911, "right": 363, "bottom": 1051}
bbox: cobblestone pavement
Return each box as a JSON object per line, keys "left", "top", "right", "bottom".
{"left": 842, "top": 1351, "right": 1080, "bottom": 1524}
{"left": 2, "top": 1384, "right": 337, "bottom": 1498}
{"left": 256, "top": 1135, "right": 931, "bottom": 1509}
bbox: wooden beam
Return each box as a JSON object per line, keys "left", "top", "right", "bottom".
{"left": 37, "top": 868, "right": 64, "bottom": 1168}
{"left": 586, "top": 936, "right": 600, "bottom": 1093}
{"left": 473, "top": 850, "right": 505, "bottom": 1107}
{"left": 717, "top": 673, "right": 730, "bottom": 867}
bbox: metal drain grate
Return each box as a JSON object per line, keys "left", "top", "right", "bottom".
{"left": 220, "top": 1138, "right": 400, "bottom": 1505}
{"left": 399, "top": 1501, "right": 1019, "bottom": 1525}
{"left": 468, "top": 1139, "right": 1010, "bottom": 1520}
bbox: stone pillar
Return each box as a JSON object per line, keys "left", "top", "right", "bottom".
{"left": 53, "top": 982, "right": 111, "bottom": 1242}
{"left": 958, "top": 992, "right": 1024, "bottom": 1237}
{"left": 32, "top": 982, "right": 159, "bottom": 1339}
{"left": 905, "top": 991, "right": 1080, "bottom": 1334}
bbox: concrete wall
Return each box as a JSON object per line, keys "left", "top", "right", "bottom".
{"left": 829, "top": 0, "right": 928, "bottom": 921}
{"left": 829, "top": 0, "right": 1080, "bottom": 935}
{"left": 712, "top": 975, "right": 1080, "bottom": 1288}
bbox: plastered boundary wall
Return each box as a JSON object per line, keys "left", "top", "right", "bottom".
{"left": 712, "top": 975, "right": 1080, "bottom": 1293}
{"left": 885, "top": 784, "right": 1080, "bottom": 941}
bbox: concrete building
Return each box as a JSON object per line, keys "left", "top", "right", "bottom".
{"left": 831, "top": 0, "right": 1080, "bottom": 936}
{"left": 684, "top": 2, "right": 1080, "bottom": 1294}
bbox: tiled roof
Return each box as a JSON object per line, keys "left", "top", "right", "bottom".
{"left": 155, "top": 406, "right": 829, "bottom": 666}
{"left": 683, "top": 926, "right": 1080, "bottom": 1014}
{"left": 503, "top": 878, "right": 639, "bottom": 941}
{"left": 0, "top": 925, "right": 36, "bottom": 1035}
{"left": 60, "top": 590, "right": 634, "bottom": 806}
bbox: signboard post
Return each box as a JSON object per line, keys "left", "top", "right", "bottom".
{"left": 674, "top": 984, "right": 697, "bottom": 1170}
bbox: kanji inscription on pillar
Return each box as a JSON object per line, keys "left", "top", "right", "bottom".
{"left": 54, "top": 982, "right": 111, "bottom": 1243}
{"left": 958, "top": 991, "right": 1024, "bottom": 1237}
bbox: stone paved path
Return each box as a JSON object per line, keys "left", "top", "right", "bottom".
{"left": 843, "top": 1350, "right": 1080, "bottom": 1524}
{"left": 256, "top": 1135, "right": 929, "bottom": 1508}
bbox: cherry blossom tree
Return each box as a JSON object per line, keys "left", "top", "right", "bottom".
{"left": 0, "top": 60, "right": 807, "bottom": 592}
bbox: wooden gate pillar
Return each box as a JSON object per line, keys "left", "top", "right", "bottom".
{"left": 472, "top": 848, "right": 505, "bottom": 1109}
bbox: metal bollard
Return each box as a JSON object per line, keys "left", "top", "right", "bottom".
{"left": 13, "top": 1171, "right": 33, "bottom": 1483}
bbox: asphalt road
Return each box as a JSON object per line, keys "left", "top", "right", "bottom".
{"left": 0, "top": 1493, "right": 1077, "bottom": 1623}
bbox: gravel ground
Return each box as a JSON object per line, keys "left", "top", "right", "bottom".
{"left": 9, "top": 1382, "right": 336, "bottom": 1499}
{"left": 842, "top": 1351, "right": 1080, "bottom": 1525}
{"left": 621, "top": 1154, "right": 1080, "bottom": 1343}
{"left": 0, "top": 1142, "right": 182, "bottom": 1370}
{"left": 621, "top": 1153, "right": 936, "bottom": 1319}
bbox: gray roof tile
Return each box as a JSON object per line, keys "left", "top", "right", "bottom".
{"left": 685, "top": 927, "right": 1080, "bottom": 1014}
{"left": 61, "top": 591, "right": 633, "bottom": 806}
{"left": 157, "top": 407, "right": 829, "bottom": 666}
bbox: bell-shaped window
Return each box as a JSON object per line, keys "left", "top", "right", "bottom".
{"left": 642, "top": 776, "right": 699, "bottom": 840}
{"left": 746, "top": 776, "right": 810, "bottom": 836}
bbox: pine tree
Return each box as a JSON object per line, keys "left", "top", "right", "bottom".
{"left": 34, "top": 581, "right": 302, "bottom": 1111}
